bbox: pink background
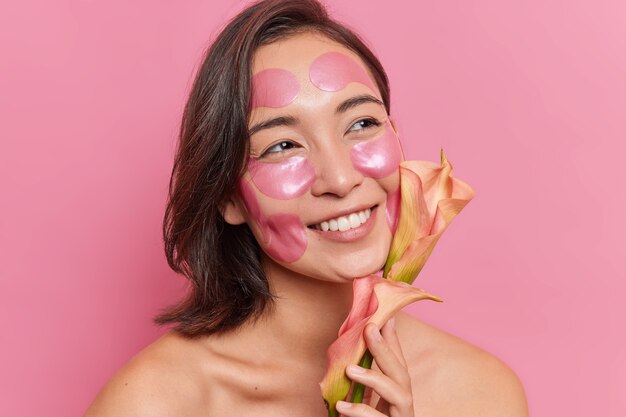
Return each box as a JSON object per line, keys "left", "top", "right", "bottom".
{"left": 1, "top": 0, "right": 624, "bottom": 415}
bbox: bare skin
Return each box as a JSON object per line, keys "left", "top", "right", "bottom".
{"left": 85, "top": 33, "right": 528, "bottom": 416}
{"left": 85, "top": 252, "right": 527, "bottom": 416}
{"left": 84, "top": 310, "right": 527, "bottom": 417}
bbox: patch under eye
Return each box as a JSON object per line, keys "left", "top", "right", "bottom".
{"left": 247, "top": 156, "right": 317, "bottom": 200}
{"left": 350, "top": 123, "right": 402, "bottom": 179}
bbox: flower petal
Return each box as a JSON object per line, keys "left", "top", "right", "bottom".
{"left": 320, "top": 276, "right": 442, "bottom": 414}
{"left": 385, "top": 151, "right": 475, "bottom": 283}
{"left": 338, "top": 275, "right": 378, "bottom": 336}
{"left": 383, "top": 166, "right": 429, "bottom": 277}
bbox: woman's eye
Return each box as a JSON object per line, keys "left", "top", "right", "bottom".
{"left": 261, "top": 141, "right": 297, "bottom": 157}
{"left": 349, "top": 118, "right": 381, "bottom": 132}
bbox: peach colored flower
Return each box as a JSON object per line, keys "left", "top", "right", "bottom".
{"left": 385, "top": 150, "right": 476, "bottom": 283}
{"left": 320, "top": 276, "right": 441, "bottom": 415}
{"left": 320, "top": 150, "right": 475, "bottom": 416}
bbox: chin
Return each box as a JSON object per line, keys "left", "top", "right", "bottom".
{"left": 328, "top": 243, "right": 390, "bottom": 281}
{"left": 333, "top": 254, "right": 386, "bottom": 280}
{"left": 269, "top": 234, "right": 391, "bottom": 283}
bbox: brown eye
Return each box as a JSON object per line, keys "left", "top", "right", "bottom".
{"left": 349, "top": 118, "right": 381, "bottom": 132}
{"left": 262, "top": 140, "right": 297, "bottom": 157}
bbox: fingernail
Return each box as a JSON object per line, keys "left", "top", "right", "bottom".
{"left": 336, "top": 401, "right": 352, "bottom": 410}
{"left": 348, "top": 364, "right": 366, "bottom": 374}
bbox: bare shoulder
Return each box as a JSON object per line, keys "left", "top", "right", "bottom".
{"left": 84, "top": 331, "right": 207, "bottom": 417}
{"left": 394, "top": 312, "right": 528, "bottom": 417}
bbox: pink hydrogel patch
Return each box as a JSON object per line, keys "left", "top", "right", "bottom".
{"left": 309, "top": 51, "right": 377, "bottom": 93}
{"left": 237, "top": 179, "right": 308, "bottom": 263}
{"left": 351, "top": 123, "right": 403, "bottom": 179}
{"left": 251, "top": 68, "right": 300, "bottom": 109}
{"left": 386, "top": 187, "right": 400, "bottom": 234}
{"left": 265, "top": 213, "right": 307, "bottom": 263}
{"left": 247, "top": 156, "right": 316, "bottom": 200}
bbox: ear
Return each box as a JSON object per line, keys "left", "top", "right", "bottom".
{"left": 221, "top": 194, "right": 247, "bottom": 225}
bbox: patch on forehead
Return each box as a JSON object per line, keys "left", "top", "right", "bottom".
{"left": 309, "top": 51, "right": 376, "bottom": 93}
{"left": 251, "top": 68, "right": 300, "bottom": 109}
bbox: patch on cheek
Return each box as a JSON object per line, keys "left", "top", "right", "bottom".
{"left": 351, "top": 123, "right": 403, "bottom": 179}
{"left": 251, "top": 68, "right": 300, "bottom": 108}
{"left": 248, "top": 156, "right": 316, "bottom": 200}
{"left": 237, "top": 179, "right": 308, "bottom": 263}
{"left": 265, "top": 214, "right": 307, "bottom": 263}
{"left": 309, "top": 51, "right": 377, "bottom": 93}
{"left": 386, "top": 187, "right": 401, "bottom": 234}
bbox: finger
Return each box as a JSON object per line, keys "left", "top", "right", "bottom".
{"left": 345, "top": 365, "right": 413, "bottom": 414}
{"left": 380, "top": 317, "right": 407, "bottom": 367}
{"left": 336, "top": 400, "right": 386, "bottom": 417}
{"left": 364, "top": 323, "right": 411, "bottom": 388}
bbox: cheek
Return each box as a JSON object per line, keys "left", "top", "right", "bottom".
{"left": 248, "top": 156, "right": 316, "bottom": 199}
{"left": 350, "top": 123, "right": 403, "bottom": 179}
{"left": 264, "top": 214, "right": 307, "bottom": 263}
{"left": 237, "top": 179, "right": 308, "bottom": 263}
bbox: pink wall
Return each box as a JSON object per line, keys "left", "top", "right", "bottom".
{"left": 1, "top": 1, "right": 624, "bottom": 416}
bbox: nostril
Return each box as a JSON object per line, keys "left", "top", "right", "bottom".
{"left": 310, "top": 169, "right": 364, "bottom": 198}
{"left": 308, "top": 145, "right": 366, "bottom": 198}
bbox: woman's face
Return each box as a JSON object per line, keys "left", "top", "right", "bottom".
{"left": 223, "top": 32, "right": 403, "bottom": 283}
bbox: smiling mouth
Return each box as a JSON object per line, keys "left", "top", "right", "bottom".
{"left": 308, "top": 206, "right": 375, "bottom": 232}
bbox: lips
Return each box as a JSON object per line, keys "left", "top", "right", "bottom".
{"left": 310, "top": 208, "right": 372, "bottom": 232}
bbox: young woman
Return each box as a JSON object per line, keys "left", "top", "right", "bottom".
{"left": 85, "top": 1, "right": 528, "bottom": 416}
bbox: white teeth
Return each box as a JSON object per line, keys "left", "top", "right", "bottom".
{"left": 349, "top": 213, "right": 360, "bottom": 228}
{"left": 313, "top": 208, "right": 372, "bottom": 232}
{"left": 338, "top": 217, "right": 350, "bottom": 231}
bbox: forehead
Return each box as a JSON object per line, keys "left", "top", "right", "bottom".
{"left": 251, "top": 32, "right": 374, "bottom": 83}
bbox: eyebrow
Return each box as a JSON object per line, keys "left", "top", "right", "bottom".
{"left": 335, "top": 94, "right": 384, "bottom": 115}
{"left": 248, "top": 115, "right": 298, "bottom": 137}
{"left": 247, "top": 94, "right": 385, "bottom": 137}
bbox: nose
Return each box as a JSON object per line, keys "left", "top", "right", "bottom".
{"left": 309, "top": 139, "right": 364, "bottom": 198}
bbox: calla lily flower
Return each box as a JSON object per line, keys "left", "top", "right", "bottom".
{"left": 320, "top": 275, "right": 442, "bottom": 416}
{"left": 320, "top": 150, "right": 475, "bottom": 416}
{"left": 384, "top": 150, "right": 476, "bottom": 283}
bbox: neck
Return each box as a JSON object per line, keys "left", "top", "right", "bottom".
{"left": 237, "top": 256, "right": 354, "bottom": 366}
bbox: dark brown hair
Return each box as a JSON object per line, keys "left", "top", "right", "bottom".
{"left": 156, "top": 0, "right": 391, "bottom": 337}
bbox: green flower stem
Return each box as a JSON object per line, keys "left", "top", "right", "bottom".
{"left": 349, "top": 349, "right": 374, "bottom": 403}
{"left": 349, "top": 273, "right": 387, "bottom": 406}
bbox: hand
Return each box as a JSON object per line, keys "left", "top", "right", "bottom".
{"left": 335, "top": 318, "right": 415, "bottom": 417}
